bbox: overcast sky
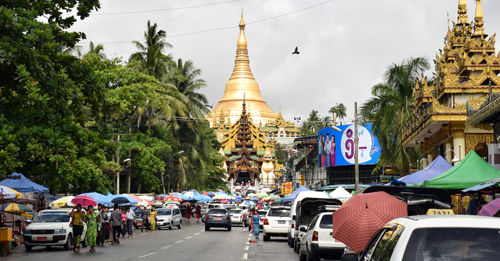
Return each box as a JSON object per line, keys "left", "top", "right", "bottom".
{"left": 71, "top": 0, "right": 500, "bottom": 125}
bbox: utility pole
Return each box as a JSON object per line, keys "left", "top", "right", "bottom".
{"left": 354, "top": 102, "right": 359, "bottom": 192}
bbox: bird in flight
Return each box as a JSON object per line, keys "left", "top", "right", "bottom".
{"left": 292, "top": 47, "right": 299, "bottom": 54}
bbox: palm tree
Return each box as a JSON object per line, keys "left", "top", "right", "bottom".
{"left": 86, "top": 41, "right": 106, "bottom": 60}
{"left": 129, "top": 20, "right": 173, "bottom": 79}
{"left": 329, "top": 103, "right": 347, "bottom": 125}
{"left": 301, "top": 110, "right": 321, "bottom": 135}
{"left": 360, "top": 57, "right": 429, "bottom": 175}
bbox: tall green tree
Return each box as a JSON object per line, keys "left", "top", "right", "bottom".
{"left": 86, "top": 41, "right": 106, "bottom": 60}
{"left": 360, "top": 57, "right": 429, "bottom": 175}
{"left": 329, "top": 103, "right": 347, "bottom": 125}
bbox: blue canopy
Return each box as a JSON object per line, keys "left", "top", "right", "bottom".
{"left": 282, "top": 185, "right": 311, "bottom": 203}
{"left": 0, "top": 172, "right": 49, "bottom": 193}
{"left": 397, "top": 156, "right": 452, "bottom": 184}
{"left": 78, "top": 192, "right": 113, "bottom": 207}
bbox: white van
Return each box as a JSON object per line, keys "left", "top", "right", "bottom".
{"left": 286, "top": 191, "right": 331, "bottom": 249}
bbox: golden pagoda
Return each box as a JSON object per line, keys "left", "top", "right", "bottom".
{"left": 206, "top": 12, "right": 278, "bottom": 127}
{"left": 403, "top": 0, "right": 499, "bottom": 165}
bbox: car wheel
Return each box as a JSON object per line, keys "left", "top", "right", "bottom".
{"left": 205, "top": 225, "right": 210, "bottom": 231}
{"left": 227, "top": 226, "right": 231, "bottom": 231}
{"left": 169, "top": 222, "right": 173, "bottom": 230}
{"left": 64, "top": 234, "right": 73, "bottom": 250}
{"left": 306, "top": 249, "right": 318, "bottom": 261}
{"left": 299, "top": 249, "right": 307, "bottom": 261}
{"left": 263, "top": 235, "right": 270, "bottom": 241}
{"left": 158, "top": 227, "right": 161, "bottom": 230}
{"left": 294, "top": 239, "right": 299, "bottom": 254}
{"left": 25, "top": 245, "right": 32, "bottom": 251}
{"left": 178, "top": 221, "right": 182, "bottom": 229}
{"left": 288, "top": 236, "right": 293, "bottom": 248}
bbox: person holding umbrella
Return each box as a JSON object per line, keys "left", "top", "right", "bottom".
{"left": 84, "top": 206, "right": 100, "bottom": 252}
{"left": 196, "top": 204, "right": 201, "bottom": 222}
{"left": 69, "top": 204, "right": 84, "bottom": 252}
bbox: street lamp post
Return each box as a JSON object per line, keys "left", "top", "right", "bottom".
{"left": 331, "top": 102, "right": 359, "bottom": 191}
{"left": 443, "top": 149, "right": 460, "bottom": 164}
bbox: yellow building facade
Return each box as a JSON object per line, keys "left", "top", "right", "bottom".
{"left": 403, "top": 0, "right": 500, "bottom": 165}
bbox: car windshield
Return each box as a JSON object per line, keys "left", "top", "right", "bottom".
{"left": 268, "top": 209, "right": 290, "bottom": 217}
{"left": 156, "top": 209, "right": 171, "bottom": 215}
{"left": 402, "top": 228, "right": 500, "bottom": 261}
{"left": 208, "top": 209, "right": 227, "bottom": 215}
{"left": 319, "top": 215, "right": 332, "bottom": 229}
{"left": 258, "top": 211, "right": 267, "bottom": 216}
{"left": 34, "top": 212, "right": 70, "bottom": 223}
{"left": 229, "top": 210, "right": 242, "bottom": 214}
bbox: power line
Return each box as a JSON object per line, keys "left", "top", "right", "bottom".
{"left": 80, "top": 0, "right": 333, "bottom": 44}
{"left": 64, "top": 0, "right": 242, "bottom": 16}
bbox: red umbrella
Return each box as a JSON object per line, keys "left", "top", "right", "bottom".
{"left": 163, "top": 196, "right": 183, "bottom": 202}
{"left": 71, "top": 196, "right": 97, "bottom": 207}
{"left": 332, "top": 191, "right": 407, "bottom": 253}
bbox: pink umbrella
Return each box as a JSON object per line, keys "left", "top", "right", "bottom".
{"left": 71, "top": 195, "right": 97, "bottom": 207}
{"left": 125, "top": 194, "right": 144, "bottom": 204}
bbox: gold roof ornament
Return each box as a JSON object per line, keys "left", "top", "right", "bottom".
{"left": 457, "top": 0, "right": 469, "bottom": 25}
{"left": 206, "top": 11, "right": 277, "bottom": 126}
{"left": 473, "top": 0, "right": 486, "bottom": 37}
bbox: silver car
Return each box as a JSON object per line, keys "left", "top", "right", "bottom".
{"left": 156, "top": 207, "right": 183, "bottom": 230}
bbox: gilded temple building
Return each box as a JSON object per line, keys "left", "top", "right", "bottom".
{"left": 403, "top": 0, "right": 500, "bottom": 166}
{"left": 206, "top": 13, "right": 300, "bottom": 146}
{"left": 220, "top": 98, "right": 283, "bottom": 186}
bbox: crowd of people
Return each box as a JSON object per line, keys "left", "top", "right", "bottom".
{"left": 69, "top": 203, "right": 152, "bottom": 252}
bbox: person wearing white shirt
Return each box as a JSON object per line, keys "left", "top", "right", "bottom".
{"left": 125, "top": 207, "right": 136, "bottom": 238}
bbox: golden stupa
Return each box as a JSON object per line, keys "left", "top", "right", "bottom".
{"left": 207, "top": 13, "right": 278, "bottom": 126}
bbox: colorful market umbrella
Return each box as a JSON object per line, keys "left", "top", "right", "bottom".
{"left": 478, "top": 198, "right": 500, "bottom": 217}
{"left": 107, "top": 194, "right": 138, "bottom": 205}
{"left": 213, "top": 194, "right": 229, "bottom": 200}
{"left": 77, "top": 192, "right": 112, "bottom": 207}
{"left": 0, "top": 203, "right": 32, "bottom": 214}
{"left": 184, "top": 191, "right": 195, "bottom": 198}
{"left": 163, "top": 196, "right": 183, "bottom": 202}
{"left": 332, "top": 191, "right": 407, "bottom": 253}
{"left": 71, "top": 195, "right": 97, "bottom": 207}
{"left": 125, "top": 194, "right": 144, "bottom": 204}
{"left": 50, "top": 196, "right": 75, "bottom": 208}
{"left": 111, "top": 196, "right": 130, "bottom": 204}
{"left": 0, "top": 185, "right": 22, "bottom": 199}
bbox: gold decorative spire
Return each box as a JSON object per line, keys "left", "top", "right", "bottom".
{"left": 457, "top": 0, "right": 469, "bottom": 24}
{"left": 206, "top": 11, "right": 278, "bottom": 127}
{"left": 473, "top": 0, "right": 486, "bottom": 36}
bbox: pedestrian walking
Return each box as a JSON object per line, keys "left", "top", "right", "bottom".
{"left": 126, "top": 207, "right": 135, "bottom": 238}
{"left": 84, "top": 206, "right": 100, "bottom": 252}
{"left": 251, "top": 210, "right": 262, "bottom": 241}
{"left": 110, "top": 203, "right": 122, "bottom": 245}
{"left": 97, "top": 204, "right": 107, "bottom": 247}
{"left": 141, "top": 206, "right": 149, "bottom": 232}
{"left": 121, "top": 207, "right": 127, "bottom": 237}
{"left": 150, "top": 207, "right": 157, "bottom": 230}
{"left": 69, "top": 204, "right": 84, "bottom": 252}
{"left": 241, "top": 208, "right": 248, "bottom": 232}
{"left": 196, "top": 204, "right": 201, "bottom": 222}
{"left": 105, "top": 207, "right": 111, "bottom": 242}
{"left": 185, "top": 205, "right": 191, "bottom": 222}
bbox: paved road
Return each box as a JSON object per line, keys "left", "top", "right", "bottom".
{"left": 5, "top": 221, "right": 298, "bottom": 261}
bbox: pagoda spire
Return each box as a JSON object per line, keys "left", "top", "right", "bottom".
{"left": 457, "top": 0, "right": 469, "bottom": 25}
{"left": 473, "top": 0, "right": 486, "bottom": 36}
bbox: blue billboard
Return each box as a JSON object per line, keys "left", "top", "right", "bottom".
{"left": 318, "top": 123, "right": 381, "bottom": 167}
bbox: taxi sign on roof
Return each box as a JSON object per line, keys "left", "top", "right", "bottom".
{"left": 426, "top": 209, "right": 454, "bottom": 215}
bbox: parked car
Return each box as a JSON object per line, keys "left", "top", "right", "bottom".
{"left": 287, "top": 191, "right": 334, "bottom": 249}
{"left": 24, "top": 209, "right": 87, "bottom": 251}
{"left": 208, "top": 203, "right": 224, "bottom": 209}
{"left": 257, "top": 210, "right": 268, "bottom": 230}
{"left": 299, "top": 211, "right": 345, "bottom": 261}
{"left": 229, "top": 209, "right": 243, "bottom": 226}
{"left": 205, "top": 208, "right": 232, "bottom": 231}
{"left": 341, "top": 215, "right": 500, "bottom": 261}
{"left": 156, "top": 207, "right": 182, "bottom": 230}
{"left": 134, "top": 208, "right": 149, "bottom": 229}
{"left": 292, "top": 197, "right": 342, "bottom": 253}
{"left": 263, "top": 206, "right": 290, "bottom": 241}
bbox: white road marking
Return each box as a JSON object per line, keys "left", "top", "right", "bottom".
{"left": 185, "top": 236, "right": 192, "bottom": 239}
{"left": 246, "top": 242, "right": 249, "bottom": 244}
{"left": 161, "top": 245, "right": 172, "bottom": 250}
{"left": 175, "top": 240, "right": 184, "bottom": 244}
{"left": 200, "top": 229, "right": 204, "bottom": 232}
{"left": 139, "top": 252, "right": 156, "bottom": 258}
{"left": 243, "top": 253, "right": 248, "bottom": 259}
{"left": 194, "top": 233, "right": 200, "bottom": 235}
{"left": 245, "top": 246, "right": 249, "bottom": 251}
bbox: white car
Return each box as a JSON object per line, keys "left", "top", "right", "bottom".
{"left": 229, "top": 209, "right": 243, "bottom": 225}
{"left": 299, "top": 211, "right": 345, "bottom": 261}
{"left": 257, "top": 210, "right": 268, "bottom": 230}
{"left": 156, "top": 207, "right": 183, "bottom": 230}
{"left": 341, "top": 215, "right": 500, "bottom": 261}
{"left": 263, "top": 206, "right": 290, "bottom": 241}
{"left": 24, "top": 209, "right": 87, "bottom": 251}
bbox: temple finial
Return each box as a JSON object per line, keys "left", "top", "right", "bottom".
{"left": 475, "top": 0, "right": 483, "bottom": 23}
{"left": 457, "top": 0, "right": 469, "bottom": 24}
{"left": 237, "top": 11, "right": 247, "bottom": 49}
{"left": 473, "top": 0, "right": 486, "bottom": 36}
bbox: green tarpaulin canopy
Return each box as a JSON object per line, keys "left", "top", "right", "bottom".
{"left": 410, "top": 150, "right": 500, "bottom": 190}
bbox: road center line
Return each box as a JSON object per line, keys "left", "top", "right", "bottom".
{"left": 139, "top": 252, "right": 156, "bottom": 258}
{"left": 175, "top": 240, "right": 184, "bottom": 244}
{"left": 194, "top": 233, "right": 200, "bottom": 235}
{"left": 185, "top": 236, "right": 192, "bottom": 239}
{"left": 243, "top": 253, "right": 248, "bottom": 259}
{"left": 245, "top": 246, "right": 249, "bottom": 251}
{"left": 161, "top": 245, "right": 172, "bottom": 250}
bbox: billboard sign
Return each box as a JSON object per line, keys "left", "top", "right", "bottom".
{"left": 318, "top": 123, "right": 381, "bottom": 167}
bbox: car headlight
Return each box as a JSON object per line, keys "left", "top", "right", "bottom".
{"left": 54, "top": 229, "right": 66, "bottom": 234}
{"left": 24, "top": 230, "right": 32, "bottom": 235}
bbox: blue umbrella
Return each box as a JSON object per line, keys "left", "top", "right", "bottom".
{"left": 78, "top": 192, "right": 112, "bottom": 207}
{"left": 235, "top": 197, "right": 243, "bottom": 201}
{"left": 176, "top": 194, "right": 189, "bottom": 200}
{"left": 207, "top": 192, "right": 215, "bottom": 196}
{"left": 216, "top": 191, "right": 227, "bottom": 195}
{"left": 250, "top": 197, "right": 258, "bottom": 201}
